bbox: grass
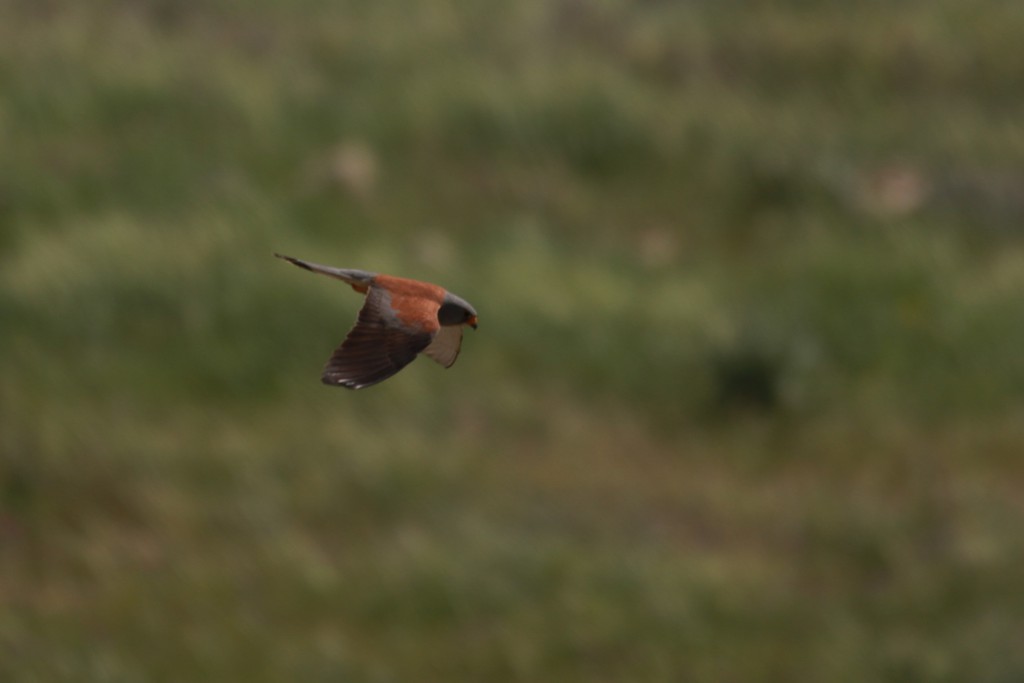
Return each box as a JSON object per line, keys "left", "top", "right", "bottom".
{"left": 2, "top": 0, "right": 1024, "bottom": 681}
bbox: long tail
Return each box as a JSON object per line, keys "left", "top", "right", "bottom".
{"left": 274, "top": 253, "right": 376, "bottom": 292}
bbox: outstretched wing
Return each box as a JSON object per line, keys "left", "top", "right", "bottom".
{"left": 422, "top": 325, "right": 463, "bottom": 368}
{"left": 321, "top": 286, "right": 434, "bottom": 389}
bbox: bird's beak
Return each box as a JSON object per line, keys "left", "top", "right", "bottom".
{"left": 468, "top": 315, "right": 478, "bottom": 330}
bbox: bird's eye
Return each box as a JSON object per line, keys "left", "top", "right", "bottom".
{"left": 437, "top": 302, "right": 464, "bottom": 325}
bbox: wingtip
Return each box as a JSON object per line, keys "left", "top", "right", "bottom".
{"left": 325, "top": 374, "right": 366, "bottom": 389}
{"left": 321, "top": 374, "right": 361, "bottom": 390}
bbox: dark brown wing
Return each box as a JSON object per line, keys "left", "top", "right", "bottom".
{"left": 321, "top": 286, "right": 433, "bottom": 389}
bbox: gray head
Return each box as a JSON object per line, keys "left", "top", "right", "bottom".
{"left": 438, "top": 292, "right": 478, "bottom": 329}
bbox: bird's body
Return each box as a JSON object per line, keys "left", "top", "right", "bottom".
{"left": 276, "top": 253, "right": 477, "bottom": 389}
{"left": 371, "top": 275, "right": 448, "bottom": 330}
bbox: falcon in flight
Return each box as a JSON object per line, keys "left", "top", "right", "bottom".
{"left": 276, "top": 253, "right": 478, "bottom": 389}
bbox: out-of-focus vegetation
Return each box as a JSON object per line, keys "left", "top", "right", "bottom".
{"left": 3, "top": 0, "right": 1024, "bottom": 680}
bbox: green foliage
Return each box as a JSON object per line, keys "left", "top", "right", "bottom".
{"left": 3, "top": 0, "right": 1024, "bottom": 681}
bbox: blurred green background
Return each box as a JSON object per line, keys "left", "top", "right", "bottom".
{"left": 3, "top": 0, "right": 1024, "bottom": 681}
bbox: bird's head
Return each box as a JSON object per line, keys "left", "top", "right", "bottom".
{"left": 438, "top": 292, "right": 478, "bottom": 329}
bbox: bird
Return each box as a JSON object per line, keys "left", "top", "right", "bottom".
{"left": 276, "top": 253, "right": 478, "bottom": 389}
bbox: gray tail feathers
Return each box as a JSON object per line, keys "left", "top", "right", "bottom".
{"left": 275, "top": 253, "right": 376, "bottom": 288}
